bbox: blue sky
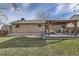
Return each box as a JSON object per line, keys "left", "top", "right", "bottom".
{"left": 0, "top": 3, "right": 79, "bottom": 24}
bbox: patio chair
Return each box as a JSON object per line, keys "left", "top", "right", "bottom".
{"left": 50, "top": 30, "right": 56, "bottom": 34}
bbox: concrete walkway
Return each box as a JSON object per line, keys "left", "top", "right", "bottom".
{"left": 7, "top": 33, "right": 42, "bottom": 38}
{"left": 43, "top": 33, "right": 79, "bottom": 39}
{"left": 7, "top": 33, "right": 79, "bottom": 39}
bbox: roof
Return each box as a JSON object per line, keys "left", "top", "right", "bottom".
{"left": 11, "top": 19, "right": 78, "bottom": 25}
{"left": 70, "top": 14, "right": 79, "bottom": 20}
{"left": 47, "top": 20, "right": 78, "bottom": 22}
{"left": 11, "top": 20, "right": 47, "bottom": 24}
{"left": 47, "top": 20, "right": 78, "bottom": 25}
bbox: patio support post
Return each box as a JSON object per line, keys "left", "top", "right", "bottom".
{"left": 62, "top": 25, "right": 64, "bottom": 34}
{"left": 48, "top": 22, "right": 50, "bottom": 35}
{"left": 45, "top": 23, "right": 47, "bottom": 34}
{"left": 67, "top": 27, "right": 68, "bottom": 35}
{"left": 10, "top": 26, "right": 12, "bottom": 33}
{"left": 62, "top": 24, "right": 66, "bottom": 34}
{"left": 65, "top": 24, "right": 66, "bottom": 34}
{"left": 74, "top": 21, "right": 77, "bottom": 36}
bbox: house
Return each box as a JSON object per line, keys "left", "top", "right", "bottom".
{"left": 10, "top": 14, "right": 79, "bottom": 36}
{"left": 11, "top": 15, "right": 78, "bottom": 34}
{"left": 10, "top": 18, "right": 46, "bottom": 34}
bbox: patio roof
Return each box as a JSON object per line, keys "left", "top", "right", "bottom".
{"left": 46, "top": 20, "right": 78, "bottom": 25}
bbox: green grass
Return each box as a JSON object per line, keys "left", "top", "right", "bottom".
{"left": 0, "top": 37, "right": 79, "bottom": 56}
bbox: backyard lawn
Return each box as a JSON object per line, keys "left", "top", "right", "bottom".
{"left": 0, "top": 37, "right": 79, "bottom": 56}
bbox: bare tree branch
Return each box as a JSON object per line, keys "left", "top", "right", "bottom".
{"left": 35, "top": 10, "right": 49, "bottom": 20}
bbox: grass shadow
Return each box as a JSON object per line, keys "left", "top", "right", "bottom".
{"left": 47, "top": 39, "right": 67, "bottom": 45}
{"left": 0, "top": 37, "right": 47, "bottom": 48}
{"left": 0, "top": 37, "right": 67, "bottom": 48}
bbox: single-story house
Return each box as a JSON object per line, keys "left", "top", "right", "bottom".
{"left": 10, "top": 18, "right": 46, "bottom": 33}
{"left": 10, "top": 14, "right": 79, "bottom": 35}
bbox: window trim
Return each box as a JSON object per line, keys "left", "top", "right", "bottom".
{"left": 15, "top": 24, "right": 20, "bottom": 28}
{"left": 38, "top": 24, "right": 41, "bottom": 27}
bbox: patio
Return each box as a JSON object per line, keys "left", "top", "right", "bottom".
{"left": 45, "top": 20, "right": 78, "bottom": 36}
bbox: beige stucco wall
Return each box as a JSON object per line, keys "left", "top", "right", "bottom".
{"left": 11, "top": 24, "right": 45, "bottom": 33}
{"left": 66, "top": 23, "right": 75, "bottom": 28}
{"left": 77, "top": 21, "right": 79, "bottom": 27}
{"left": 66, "top": 21, "right": 79, "bottom": 28}
{"left": 49, "top": 25, "right": 61, "bottom": 30}
{"left": 66, "top": 21, "right": 79, "bottom": 33}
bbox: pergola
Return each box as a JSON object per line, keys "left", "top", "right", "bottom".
{"left": 45, "top": 20, "right": 78, "bottom": 36}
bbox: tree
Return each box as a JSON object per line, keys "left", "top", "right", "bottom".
{"left": 0, "top": 11, "right": 8, "bottom": 24}
{"left": 35, "top": 10, "right": 49, "bottom": 20}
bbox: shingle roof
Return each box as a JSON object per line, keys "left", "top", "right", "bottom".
{"left": 11, "top": 20, "right": 47, "bottom": 24}
{"left": 11, "top": 16, "right": 79, "bottom": 24}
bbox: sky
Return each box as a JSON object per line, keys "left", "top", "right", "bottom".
{"left": 0, "top": 3, "right": 79, "bottom": 24}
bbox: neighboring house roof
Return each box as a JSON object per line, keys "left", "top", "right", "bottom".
{"left": 70, "top": 14, "right": 79, "bottom": 20}
{"left": 11, "top": 20, "right": 47, "bottom": 24}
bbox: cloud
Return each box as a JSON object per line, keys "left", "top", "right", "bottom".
{"left": 54, "top": 4, "right": 69, "bottom": 15}
{"left": 55, "top": 4, "right": 65, "bottom": 14}
{"left": 1, "top": 3, "right": 79, "bottom": 24}
{"left": 50, "top": 3, "right": 79, "bottom": 19}
{"left": 55, "top": 3, "right": 79, "bottom": 14}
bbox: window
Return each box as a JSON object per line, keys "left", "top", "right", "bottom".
{"left": 38, "top": 24, "right": 41, "bottom": 27}
{"left": 15, "top": 24, "right": 20, "bottom": 28}
{"left": 49, "top": 22, "right": 52, "bottom": 24}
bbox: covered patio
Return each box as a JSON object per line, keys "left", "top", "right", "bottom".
{"left": 45, "top": 20, "right": 78, "bottom": 36}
